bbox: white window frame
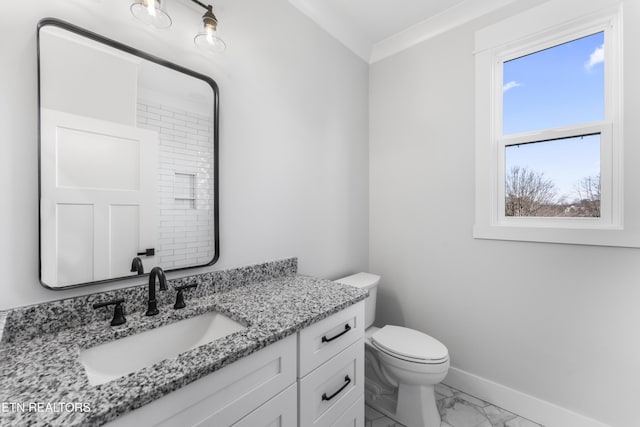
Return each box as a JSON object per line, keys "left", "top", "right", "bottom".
{"left": 473, "top": 0, "right": 627, "bottom": 246}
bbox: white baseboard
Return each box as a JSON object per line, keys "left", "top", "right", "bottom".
{"left": 444, "top": 367, "right": 610, "bottom": 427}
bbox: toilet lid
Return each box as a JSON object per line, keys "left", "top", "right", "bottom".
{"left": 371, "top": 325, "right": 448, "bottom": 363}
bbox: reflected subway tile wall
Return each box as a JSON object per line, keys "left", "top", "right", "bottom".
{"left": 137, "top": 100, "right": 215, "bottom": 269}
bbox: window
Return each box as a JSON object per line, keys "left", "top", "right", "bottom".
{"left": 501, "top": 32, "right": 605, "bottom": 219}
{"left": 474, "top": 1, "right": 625, "bottom": 246}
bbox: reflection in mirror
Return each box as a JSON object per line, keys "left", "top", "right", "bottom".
{"left": 38, "top": 19, "right": 219, "bottom": 289}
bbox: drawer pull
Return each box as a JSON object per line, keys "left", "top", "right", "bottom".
{"left": 322, "top": 375, "right": 351, "bottom": 402}
{"left": 321, "top": 324, "right": 351, "bottom": 343}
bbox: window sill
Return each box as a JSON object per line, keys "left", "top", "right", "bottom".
{"left": 472, "top": 223, "right": 640, "bottom": 248}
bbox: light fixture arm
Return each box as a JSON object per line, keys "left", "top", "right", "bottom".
{"left": 189, "top": 0, "right": 211, "bottom": 11}
{"left": 130, "top": 0, "right": 226, "bottom": 52}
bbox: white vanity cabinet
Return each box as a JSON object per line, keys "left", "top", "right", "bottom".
{"left": 297, "top": 301, "right": 365, "bottom": 427}
{"left": 105, "top": 301, "right": 365, "bottom": 427}
{"left": 232, "top": 383, "right": 298, "bottom": 427}
{"left": 107, "top": 334, "right": 297, "bottom": 427}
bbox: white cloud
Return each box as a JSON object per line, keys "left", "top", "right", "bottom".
{"left": 585, "top": 44, "right": 604, "bottom": 70}
{"left": 503, "top": 81, "right": 521, "bottom": 92}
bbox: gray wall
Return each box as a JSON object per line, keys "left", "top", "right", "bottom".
{"left": 6, "top": 0, "right": 638, "bottom": 425}
{"left": 0, "top": 0, "right": 369, "bottom": 309}
{"left": 369, "top": 2, "right": 640, "bottom": 427}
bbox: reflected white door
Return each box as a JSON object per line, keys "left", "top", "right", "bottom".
{"left": 40, "top": 109, "right": 158, "bottom": 287}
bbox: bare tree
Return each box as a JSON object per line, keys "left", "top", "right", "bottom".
{"left": 505, "top": 166, "right": 558, "bottom": 216}
{"left": 573, "top": 174, "right": 600, "bottom": 217}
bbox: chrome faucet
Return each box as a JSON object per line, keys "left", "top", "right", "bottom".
{"left": 146, "top": 266, "right": 167, "bottom": 316}
{"left": 130, "top": 257, "right": 144, "bottom": 275}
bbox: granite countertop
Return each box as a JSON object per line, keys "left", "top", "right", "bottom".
{"left": 0, "top": 266, "right": 367, "bottom": 426}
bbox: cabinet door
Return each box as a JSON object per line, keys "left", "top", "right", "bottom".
{"left": 299, "top": 339, "right": 364, "bottom": 427}
{"left": 233, "top": 383, "right": 297, "bottom": 427}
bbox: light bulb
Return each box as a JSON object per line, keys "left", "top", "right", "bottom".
{"left": 130, "top": 0, "right": 172, "bottom": 29}
{"left": 194, "top": 5, "right": 226, "bottom": 53}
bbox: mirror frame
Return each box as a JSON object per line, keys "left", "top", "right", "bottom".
{"left": 37, "top": 18, "right": 220, "bottom": 290}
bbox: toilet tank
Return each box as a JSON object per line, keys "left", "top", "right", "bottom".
{"left": 334, "top": 272, "right": 380, "bottom": 329}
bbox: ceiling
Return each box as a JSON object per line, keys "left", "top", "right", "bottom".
{"left": 288, "top": 0, "right": 547, "bottom": 63}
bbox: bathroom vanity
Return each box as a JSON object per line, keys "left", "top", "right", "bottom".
{"left": 0, "top": 259, "right": 367, "bottom": 426}
{"left": 0, "top": 15, "right": 371, "bottom": 427}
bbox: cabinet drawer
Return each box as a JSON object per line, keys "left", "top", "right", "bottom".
{"left": 331, "top": 396, "right": 364, "bottom": 427}
{"left": 298, "top": 301, "right": 364, "bottom": 378}
{"left": 299, "top": 339, "right": 364, "bottom": 427}
{"left": 233, "top": 383, "right": 297, "bottom": 427}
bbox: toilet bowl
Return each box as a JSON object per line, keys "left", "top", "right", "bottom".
{"left": 335, "top": 273, "right": 449, "bottom": 427}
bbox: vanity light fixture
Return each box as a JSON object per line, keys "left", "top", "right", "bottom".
{"left": 193, "top": 4, "right": 226, "bottom": 53}
{"left": 130, "top": 0, "right": 226, "bottom": 52}
{"left": 130, "top": 0, "right": 172, "bottom": 29}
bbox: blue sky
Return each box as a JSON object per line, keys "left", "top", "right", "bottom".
{"left": 503, "top": 32, "right": 604, "bottom": 200}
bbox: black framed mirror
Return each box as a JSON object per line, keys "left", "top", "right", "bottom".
{"left": 37, "top": 18, "right": 219, "bottom": 289}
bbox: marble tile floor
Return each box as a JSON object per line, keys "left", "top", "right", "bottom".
{"left": 365, "top": 383, "right": 544, "bottom": 427}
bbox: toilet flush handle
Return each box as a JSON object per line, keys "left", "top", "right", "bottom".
{"left": 321, "top": 323, "right": 352, "bottom": 343}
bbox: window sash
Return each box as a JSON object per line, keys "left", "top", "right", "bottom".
{"left": 489, "top": 19, "right": 618, "bottom": 229}
{"left": 498, "top": 30, "right": 608, "bottom": 136}
{"left": 496, "top": 123, "right": 612, "bottom": 227}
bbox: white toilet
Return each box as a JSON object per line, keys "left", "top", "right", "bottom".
{"left": 335, "top": 273, "right": 449, "bottom": 427}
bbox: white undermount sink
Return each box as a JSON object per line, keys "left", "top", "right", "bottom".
{"left": 79, "top": 311, "right": 247, "bottom": 386}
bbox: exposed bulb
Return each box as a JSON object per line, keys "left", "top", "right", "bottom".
{"left": 147, "top": 0, "right": 157, "bottom": 16}
{"left": 194, "top": 5, "right": 226, "bottom": 53}
{"left": 130, "top": 0, "right": 172, "bottom": 29}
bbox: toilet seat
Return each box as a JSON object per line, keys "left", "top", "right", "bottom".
{"left": 371, "top": 325, "right": 448, "bottom": 364}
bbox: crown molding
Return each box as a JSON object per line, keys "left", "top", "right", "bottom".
{"left": 290, "top": 0, "right": 552, "bottom": 64}
{"left": 370, "top": 0, "right": 549, "bottom": 63}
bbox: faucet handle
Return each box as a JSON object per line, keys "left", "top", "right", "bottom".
{"left": 174, "top": 284, "right": 198, "bottom": 309}
{"left": 130, "top": 257, "right": 144, "bottom": 275}
{"left": 92, "top": 298, "right": 126, "bottom": 326}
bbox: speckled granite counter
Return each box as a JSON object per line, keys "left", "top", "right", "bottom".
{"left": 0, "top": 259, "right": 367, "bottom": 426}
